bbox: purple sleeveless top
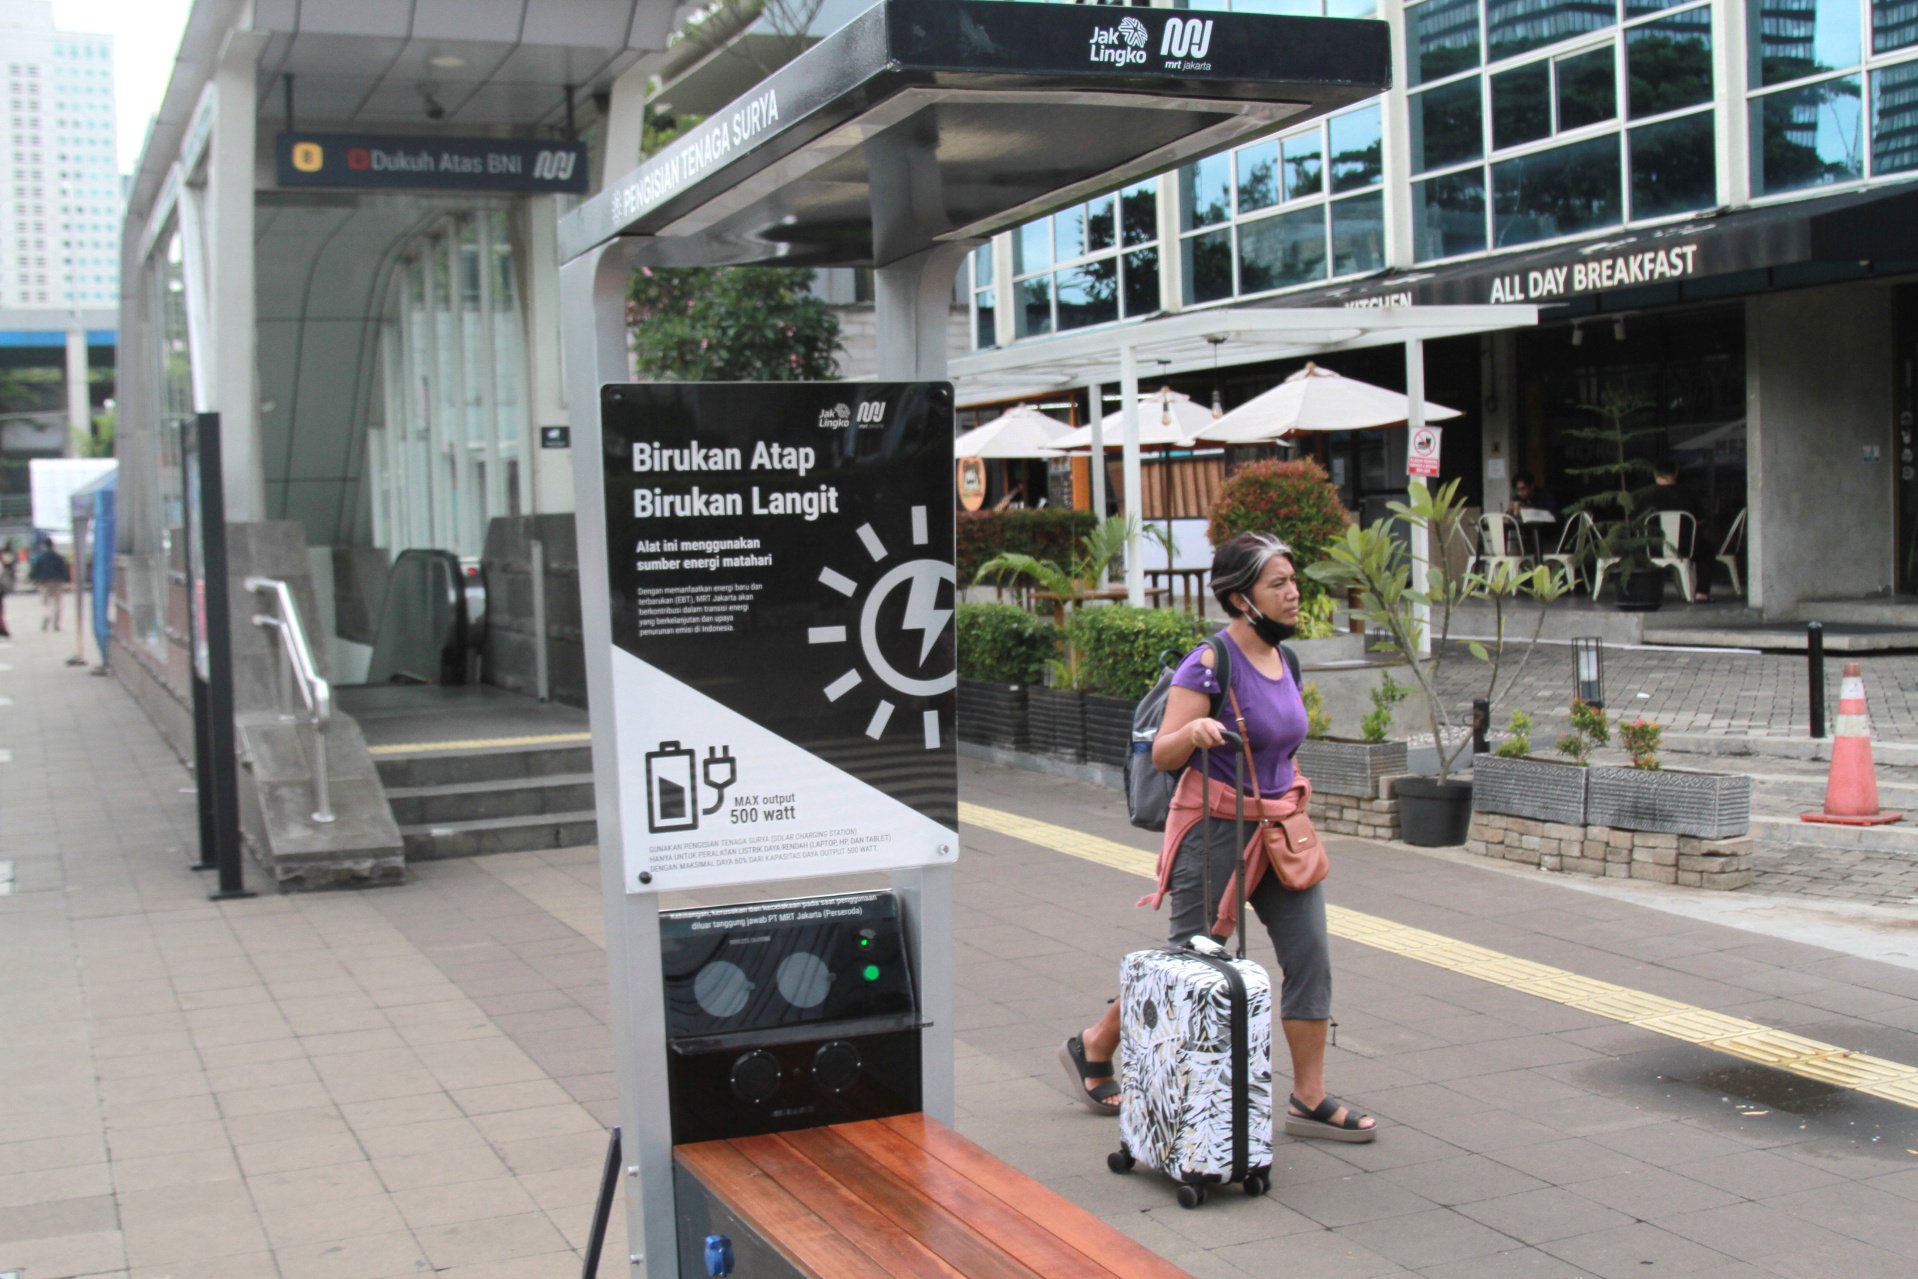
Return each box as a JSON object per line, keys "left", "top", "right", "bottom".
{"left": 1171, "top": 631, "right": 1307, "bottom": 796}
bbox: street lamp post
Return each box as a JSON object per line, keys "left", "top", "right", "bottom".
{"left": 1573, "top": 636, "right": 1604, "bottom": 708}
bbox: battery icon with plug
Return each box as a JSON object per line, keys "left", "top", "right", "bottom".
{"left": 645, "top": 742, "right": 699, "bottom": 833}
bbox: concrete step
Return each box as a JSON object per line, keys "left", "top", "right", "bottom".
{"left": 1750, "top": 814, "right": 1918, "bottom": 856}
{"left": 385, "top": 773, "right": 596, "bottom": 826}
{"left": 371, "top": 742, "right": 594, "bottom": 789}
{"left": 399, "top": 810, "right": 599, "bottom": 861}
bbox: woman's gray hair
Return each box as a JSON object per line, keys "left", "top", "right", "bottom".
{"left": 1211, "top": 531, "right": 1297, "bottom": 618}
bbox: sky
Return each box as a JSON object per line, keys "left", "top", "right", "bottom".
{"left": 51, "top": 0, "right": 195, "bottom": 176}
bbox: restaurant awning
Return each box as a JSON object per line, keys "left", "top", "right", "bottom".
{"left": 950, "top": 304, "right": 1540, "bottom": 405}
{"left": 1269, "top": 182, "right": 1918, "bottom": 314}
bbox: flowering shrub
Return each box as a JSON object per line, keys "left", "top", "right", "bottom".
{"left": 1207, "top": 459, "right": 1349, "bottom": 604}
{"left": 1619, "top": 718, "right": 1663, "bottom": 771}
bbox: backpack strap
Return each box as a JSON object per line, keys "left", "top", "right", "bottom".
{"left": 1281, "top": 643, "right": 1300, "bottom": 687}
{"left": 1203, "top": 633, "right": 1232, "bottom": 717}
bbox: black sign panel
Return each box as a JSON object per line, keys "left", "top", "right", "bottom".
{"left": 540, "top": 425, "right": 571, "bottom": 449}
{"left": 599, "top": 383, "right": 957, "bottom": 893}
{"left": 275, "top": 132, "right": 589, "bottom": 193}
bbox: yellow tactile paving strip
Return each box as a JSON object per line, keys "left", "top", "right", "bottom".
{"left": 365, "top": 731, "right": 593, "bottom": 756}
{"left": 959, "top": 801, "right": 1918, "bottom": 1112}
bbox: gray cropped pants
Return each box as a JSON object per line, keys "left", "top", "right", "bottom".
{"left": 1164, "top": 814, "right": 1333, "bottom": 1021}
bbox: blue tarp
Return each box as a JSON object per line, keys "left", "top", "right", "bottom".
{"left": 69, "top": 466, "right": 116, "bottom": 667}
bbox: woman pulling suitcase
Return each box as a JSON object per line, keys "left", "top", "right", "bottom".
{"left": 1060, "top": 531, "right": 1376, "bottom": 1143}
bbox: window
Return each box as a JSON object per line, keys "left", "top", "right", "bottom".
{"left": 1177, "top": 102, "right": 1384, "bottom": 303}
{"left": 1407, "top": 0, "right": 1718, "bottom": 262}
{"left": 1009, "top": 180, "right": 1158, "bottom": 338}
{"left": 970, "top": 247, "right": 996, "bottom": 349}
{"left": 1746, "top": 0, "right": 1918, "bottom": 193}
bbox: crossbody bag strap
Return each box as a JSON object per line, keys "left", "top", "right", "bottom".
{"left": 1225, "top": 688, "right": 1266, "bottom": 811}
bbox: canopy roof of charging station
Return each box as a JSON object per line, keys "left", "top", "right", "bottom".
{"left": 559, "top": 0, "right": 1390, "bottom": 267}
{"left": 949, "top": 305, "right": 1542, "bottom": 407}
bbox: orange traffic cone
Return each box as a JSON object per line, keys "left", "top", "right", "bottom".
{"left": 1802, "top": 662, "right": 1902, "bottom": 827}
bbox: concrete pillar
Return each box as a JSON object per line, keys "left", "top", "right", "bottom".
{"left": 65, "top": 325, "right": 89, "bottom": 448}
{"left": 523, "top": 198, "right": 574, "bottom": 515}
{"left": 1480, "top": 330, "right": 1518, "bottom": 514}
{"left": 208, "top": 54, "right": 263, "bottom": 521}
{"left": 1746, "top": 284, "right": 1895, "bottom": 616}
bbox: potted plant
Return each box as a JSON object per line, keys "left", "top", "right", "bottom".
{"left": 1471, "top": 707, "right": 1590, "bottom": 826}
{"left": 1295, "top": 671, "right": 1411, "bottom": 798}
{"left": 1585, "top": 717, "right": 1752, "bottom": 838}
{"left": 954, "top": 601, "right": 1059, "bottom": 751}
{"left": 1308, "top": 479, "right": 1572, "bottom": 846}
{"left": 974, "top": 516, "right": 1152, "bottom": 763}
{"left": 1563, "top": 391, "right": 1666, "bottom": 611}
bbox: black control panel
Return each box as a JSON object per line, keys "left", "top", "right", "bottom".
{"left": 661, "top": 891, "right": 921, "bottom": 1144}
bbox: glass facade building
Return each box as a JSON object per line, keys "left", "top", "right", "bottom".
{"left": 969, "top": 0, "right": 1918, "bottom": 341}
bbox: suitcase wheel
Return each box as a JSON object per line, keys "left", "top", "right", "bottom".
{"left": 1243, "top": 1172, "right": 1269, "bottom": 1197}
{"left": 1106, "top": 1148, "right": 1135, "bottom": 1174}
{"left": 1176, "top": 1184, "right": 1207, "bottom": 1209}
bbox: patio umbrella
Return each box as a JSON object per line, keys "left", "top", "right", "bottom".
{"left": 1049, "top": 389, "right": 1211, "bottom": 581}
{"left": 1193, "top": 362, "right": 1462, "bottom": 445}
{"left": 952, "top": 404, "right": 1076, "bottom": 458}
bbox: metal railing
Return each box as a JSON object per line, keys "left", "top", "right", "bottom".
{"left": 245, "top": 576, "right": 335, "bottom": 823}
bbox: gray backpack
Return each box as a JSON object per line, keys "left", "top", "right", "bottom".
{"left": 1124, "top": 636, "right": 1299, "bottom": 832}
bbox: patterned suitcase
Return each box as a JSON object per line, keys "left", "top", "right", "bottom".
{"left": 1109, "top": 736, "right": 1274, "bottom": 1208}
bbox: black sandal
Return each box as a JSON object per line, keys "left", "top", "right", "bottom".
{"left": 1058, "top": 1036, "right": 1120, "bottom": 1116}
{"left": 1284, "top": 1093, "right": 1377, "bottom": 1143}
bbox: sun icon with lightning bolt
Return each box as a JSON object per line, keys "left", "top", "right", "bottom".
{"left": 807, "top": 505, "right": 955, "bottom": 749}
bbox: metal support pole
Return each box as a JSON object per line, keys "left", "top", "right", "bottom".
{"left": 1807, "top": 621, "right": 1826, "bottom": 739}
{"left": 1120, "top": 344, "right": 1143, "bottom": 606}
{"left": 1088, "top": 381, "right": 1108, "bottom": 527}
{"left": 1405, "top": 340, "right": 1431, "bottom": 657}
{"left": 532, "top": 538, "right": 550, "bottom": 703}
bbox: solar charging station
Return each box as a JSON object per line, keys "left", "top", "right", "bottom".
{"left": 556, "top": 3, "right": 1389, "bottom": 1272}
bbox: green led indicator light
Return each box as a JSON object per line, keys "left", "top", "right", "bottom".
{"left": 861, "top": 964, "right": 881, "bottom": 982}
{"left": 858, "top": 936, "right": 871, "bottom": 948}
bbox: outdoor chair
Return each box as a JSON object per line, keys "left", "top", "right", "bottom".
{"left": 1649, "top": 509, "right": 1698, "bottom": 602}
{"left": 1539, "top": 509, "right": 1595, "bottom": 591}
{"left": 1469, "top": 512, "right": 1528, "bottom": 581}
{"left": 1714, "top": 508, "right": 1747, "bottom": 597}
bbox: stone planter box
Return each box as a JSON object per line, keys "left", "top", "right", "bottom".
{"left": 1082, "top": 693, "right": 1134, "bottom": 770}
{"left": 1467, "top": 813, "right": 1753, "bottom": 890}
{"left": 1295, "top": 738, "right": 1408, "bottom": 798}
{"left": 956, "top": 678, "right": 1029, "bottom": 751}
{"left": 1471, "top": 754, "right": 1589, "bottom": 826}
{"left": 1026, "top": 687, "right": 1086, "bottom": 763}
{"left": 1585, "top": 766, "right": 1751, "bottom": 839}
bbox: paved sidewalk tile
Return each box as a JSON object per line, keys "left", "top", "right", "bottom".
{"left": 5, "top": 619, "right": 1918, "bottom": 1278}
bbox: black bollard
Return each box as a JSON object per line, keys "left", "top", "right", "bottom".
{"left": 1807, "top": 622, "right": 1825, "bottom": 739}
{"left": 1472, "top": 698, "right": 1491, "bottom": 754}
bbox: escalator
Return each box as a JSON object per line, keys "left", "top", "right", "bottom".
{"left": 364, "top": 549, "right": 488, "bottom": 686}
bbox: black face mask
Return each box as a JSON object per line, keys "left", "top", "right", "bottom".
{"left": 1243, "top": 604, "right": 1296, "bottom": 646}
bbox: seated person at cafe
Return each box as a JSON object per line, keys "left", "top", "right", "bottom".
{"left": 1505, "top": 472, "right": 1560, "bottom": 558}
{"left": 1644, "top": 461, "right": 1712, "bottom": 603}
{"left": 1505, "top": 471, "right": 1560, "bottom": 522}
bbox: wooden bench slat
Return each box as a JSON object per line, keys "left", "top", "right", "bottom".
{"left": 727, "top": 1133, "right": 966, "bottom": 1279}
{"left": 780, "top": 1125, "right": 1048, "bottom": 1279}
{"left": 674, "top": 1140, "right": 895, "bottom": 1279}
{"left": 832, "top": 1118, "right": 1132, "bottom": 1279}
{"left": 880, "top": 1114, "right": 1197, "bottom": 1279}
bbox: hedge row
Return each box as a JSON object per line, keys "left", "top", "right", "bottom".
{"left": 956, "top": 509, "right": 1096, "bottom": 584}
{"left": 956, "top": 601, "right": 1207, "bottom": 699}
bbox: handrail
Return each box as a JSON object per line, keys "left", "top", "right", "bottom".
{"left": 244, "top": 576, "right": 335, "bottom": 824}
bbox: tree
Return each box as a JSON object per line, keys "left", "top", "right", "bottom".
{"left": 626, "top": 105, "right": 842, "bottom": 380}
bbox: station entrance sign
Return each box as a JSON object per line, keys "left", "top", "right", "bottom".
{"left": 597, "top": 382, "right": 958, "bottom": 894}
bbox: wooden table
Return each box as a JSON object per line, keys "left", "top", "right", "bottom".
{"left": 1032, "top": 585, "right": 1168, "bottom": 627}
{"left": 1145, "top": 567, "right": 1209, "bottom": 614}
{"left": 675, "top": 1113, "right": 1194, "bottom": 1279}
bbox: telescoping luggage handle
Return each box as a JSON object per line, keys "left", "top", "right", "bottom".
{"left": 1195, "top": 729, "right": 1249, "bottom": 960}
{"left": 1192, "top": 728, "right": 1252, "bottom": 1186}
